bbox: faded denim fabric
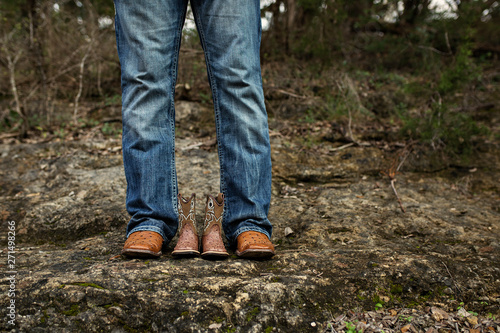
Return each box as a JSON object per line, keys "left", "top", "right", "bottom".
{"left": 114, "top": 0, "right": 272, "bottom": 245}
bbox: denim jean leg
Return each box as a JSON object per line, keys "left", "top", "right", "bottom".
{"left": 191, "top": 0, "right": 273, "bottom": 244}
{"left": 114, "top": 0, "right": 188, "bottom": 243}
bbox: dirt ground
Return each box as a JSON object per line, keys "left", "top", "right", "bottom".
{"left": 0, "top": 101, "right": 499, "bottom": 332}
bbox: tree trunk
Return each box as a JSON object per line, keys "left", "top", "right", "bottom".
{"left": 285, "top": 0, "right": 297, "bottom": 54}
{"left": 27, "top": 0, "right": 48, "bottom": 115}
{"left": 7, "top": 51, "right": 29, "bottom": 138}
{"left": 401, "top": 0, "right": 430, "bottom": 25}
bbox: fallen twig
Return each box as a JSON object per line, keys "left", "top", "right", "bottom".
{"left": 442, "top": 260, "right": 463, "bottom": 297}
{"left": 381, "top": 144, "right": 413, "bottom": 213}
{"left": 276, "top": 89, "right": 308, "bottom": 99}
{"left": 391, "top": 179, "right": 406, "bottom": 213}
{"left": 180, "top": 142, "right": 203, "bottom": 151}
{"left": 0, "top": 132, "right": 20, "bottom": 140}
{"left": 396, "top": 149, "right": 411, "bottom": 173}
{"left": 329, "top": 142, "right": 355, "bottom": 152}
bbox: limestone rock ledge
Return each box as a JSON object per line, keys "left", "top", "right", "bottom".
{"left": 0, "top": 135, "right": 499, "bottom": 332}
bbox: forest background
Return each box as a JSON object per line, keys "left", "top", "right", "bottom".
{"left": 0, "top": 0, "right": 498, "bottom": 161}
{"left": 0, "top": 2, "right": 499, "bottom": 330}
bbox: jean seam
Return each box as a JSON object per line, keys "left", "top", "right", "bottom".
{"left": 193, "top": 6, "right": 228, "bottom": 207}
{"left": 168, "top": 3, "right": 189, "bottom": 217}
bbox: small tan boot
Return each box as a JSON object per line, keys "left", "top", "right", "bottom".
{"left": 201, "top": 193, "right": 229, "bottom": 259}
{"left": 172, "top": 193, "right": 200, "bottom": 257}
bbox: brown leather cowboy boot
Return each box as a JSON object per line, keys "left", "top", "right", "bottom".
{"left": 201, "top": 193, "right": 229, "bottom": 259}
{"left": 122, "top": 231, "right": 163, "bottom": 258}
{"left": 172, "top": 193, "right": 200, "bottom": 257}
{"left": 235, "top": 231, "right": 275, "bottom": 259}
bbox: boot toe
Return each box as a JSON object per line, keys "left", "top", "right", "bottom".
{"left": 235, "top": 231, "right": 275, "bottom": 259}
{"left": 122, "top": 231, "right": 163, "bottom": 258}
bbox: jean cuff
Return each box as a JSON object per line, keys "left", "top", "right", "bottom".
{"left": 232, "top": 226, "right": 272, "bottom": 245}
{"left": 126, "top": 226, "right": 168, "bottom": 244}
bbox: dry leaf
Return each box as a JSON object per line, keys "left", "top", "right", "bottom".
{"left": 431, "top": 307, "right": 449, "bottom": 321}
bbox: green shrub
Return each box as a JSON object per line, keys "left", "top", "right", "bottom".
{"left": 400, "top": 102, "right": 487, "bottom": 157}
{"left": 438, "top": 43, "right": 478, "bottom": 95}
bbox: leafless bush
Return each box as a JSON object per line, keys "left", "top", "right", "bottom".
{"left": 0, "top": 1, "right": 119, "bottom": 135}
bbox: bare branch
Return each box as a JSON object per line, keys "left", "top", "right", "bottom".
{"left": 391, "top": 179, "right": 406, "bottom": 213}
{"left": 74, "top": 46, "right": 92, "bottom": 124}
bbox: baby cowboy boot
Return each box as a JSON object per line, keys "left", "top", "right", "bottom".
{"left": 201, "top": 193, "right": 229, "bottom": 259}
{"left": 172, "top": 193, "right": 200, "bottom": 257}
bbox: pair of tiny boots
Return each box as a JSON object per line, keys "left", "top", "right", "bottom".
{"left": 172, "top": 193, "right": 229, "bottom": 259}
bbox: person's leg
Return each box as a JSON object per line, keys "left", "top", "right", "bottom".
{"left": 114, "top": 0, "right": 188, "bottom": 244}
{"left": 190, "top": 0, "right": 273, "bottom": 245}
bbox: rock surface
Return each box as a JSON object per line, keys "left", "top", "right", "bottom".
{"left": 0, "top": 102, "right": 499, "bottom": 332}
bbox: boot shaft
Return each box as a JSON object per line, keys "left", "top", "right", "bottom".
{"left": 203, "top": 193, "right": 224, "bottom": 235}
{"left": 201, "top": 193, "right": 228, "bottom": 258}
{"left": 178, "top": 193, "right": 196, "bottom": 230}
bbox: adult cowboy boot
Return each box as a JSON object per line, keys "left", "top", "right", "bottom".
{"left": 201, "top": 193, "right": 229, "bottom": 259}
{"left": 172, "top": 193, "right": 200, "bottom": 257}
{"left": 235, "top": 231, "right": 275, "bottom": 259}
{"left": 122, "top": 231, "right": 163, "bottom": 258}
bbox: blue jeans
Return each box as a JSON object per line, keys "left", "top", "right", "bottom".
{"left": 114, "top": 0, "right": 273, "bottom": 245}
